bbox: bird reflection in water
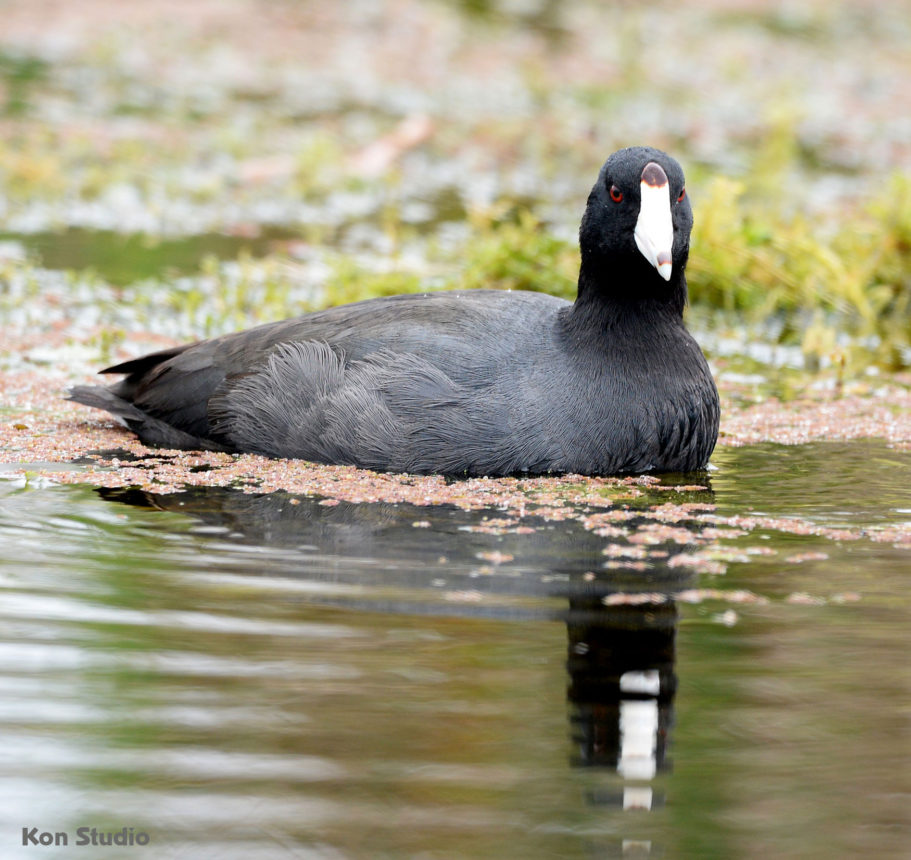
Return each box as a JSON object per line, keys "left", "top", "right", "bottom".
{"left": 98, "top": 481, "right": 686, "bottom": 835}
{"left": 566, "top": 595, "right": 676, "bottom": 815}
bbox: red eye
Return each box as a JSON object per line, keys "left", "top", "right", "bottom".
{"left": 609, "top": 185, "right": 623, "bottom": 203}
{"left": 677, "top": 188, "right": 686, "bottom": 202}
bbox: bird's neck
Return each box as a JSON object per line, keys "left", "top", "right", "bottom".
{"left": 566, "top": 259, "right": 688, "bottom": 336}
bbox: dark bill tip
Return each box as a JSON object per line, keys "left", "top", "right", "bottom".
{"left": 641, "top": 161, "right": 668, "bottom": 188}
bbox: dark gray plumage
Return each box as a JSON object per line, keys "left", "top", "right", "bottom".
{"left": 69, "top": 146, "right": 720, "bottom": 477}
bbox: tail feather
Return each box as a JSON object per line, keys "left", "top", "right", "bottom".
{"left": 99, "top": 343, "right": 194, "bottom": 376}
{"left": 67, "top": 385, "right": 227, "bottom": 452}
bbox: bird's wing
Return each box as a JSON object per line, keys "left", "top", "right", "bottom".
{"left": 74, "top": 291, "right": 566, "bottom": 454}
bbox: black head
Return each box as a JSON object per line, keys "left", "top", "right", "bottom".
{"left": 578, "top": 146, "right": 693, "bottom": 310}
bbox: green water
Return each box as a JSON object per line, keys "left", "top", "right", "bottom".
{"left": 0, "top": 441, "right": 908, "bottom": 858}
{"left": 2, "top": 229, "right": 299, "bottom": 286}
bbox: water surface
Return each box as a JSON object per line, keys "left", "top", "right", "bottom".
{"left": 0, "top": 441, "right": 908, "bottom": 858}
{"left": 1, "top": 229, "right": 299, "bottom": 286}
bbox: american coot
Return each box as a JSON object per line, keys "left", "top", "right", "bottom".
{"left": 69, "top": 146, "right": 720, "bottom": 477}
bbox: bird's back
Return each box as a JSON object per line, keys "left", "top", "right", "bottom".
{"left": 84, "top": 290, "right": 572, "bottom": 474}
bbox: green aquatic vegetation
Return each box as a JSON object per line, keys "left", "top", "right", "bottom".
{"left": 0, "top": 49, "right": 48, "bottom": 115}
{"left": 458, "top": 209, "right": 577, "bottom": 297}
{"left": 687, "top": 174, "right": 911, "bottom": 370}
{"left": 163, "top": 253, "right": 305, "bottom": 337}
{"left": 855, "top": 173, "right": 911, "bottom": 367}
{"left": 90, "top": 326, "right": 126, "bottom": 367}
{"left": 321, "top": 257, "right": 426, "bottom": 308}
{"left": 292, "top": 133, "right": 349, "bottom": 197}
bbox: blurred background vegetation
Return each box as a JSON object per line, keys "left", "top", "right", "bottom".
{"left": 0, "top": 0, "right": 909, "bottom": 376}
